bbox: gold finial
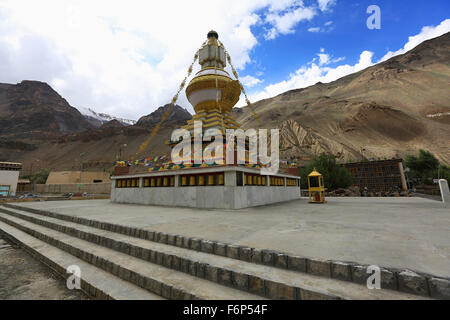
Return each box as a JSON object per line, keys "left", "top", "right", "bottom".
{"left": 207, "top": 30, "right": 219, "bottom": 39}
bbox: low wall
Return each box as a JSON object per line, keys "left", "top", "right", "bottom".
{"left": 111, "top": 186, "right": 300, "bottom": 209}
{"left": 46, "top": 171, "right": 111, "bottom": 184}
{"left": 35, "top": 183, "right": 111, "bottom": 194}
{"left": 110, "top": 166, "right": 301, "bottom": 209}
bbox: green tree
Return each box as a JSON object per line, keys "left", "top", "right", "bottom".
{"left": 404, "top": 149, "right": 440, "bottom": 185}
{"left": 24, "top": 169, "right": 50, "bottom": 184}
{"left": 299, "top": 154, "right": 353, "bottom": 190}
{"left": 438, "top": 164, "right": 450, "bottom": 182}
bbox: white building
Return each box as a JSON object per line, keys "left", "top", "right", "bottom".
{"left": 0, "top": 162, "right": 22, "bottom": 197}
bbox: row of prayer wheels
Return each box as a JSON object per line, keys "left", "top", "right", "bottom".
{"left": 245, "top": 174, "right": 266, "bottom": 186}
{"left": 116, "top": 178, "right": 140, "bottom": 188}
{"left": 181, "top": 173, "right": 224, "bottom": 186}
{"left": 116, "top": 174, "right": 299, "bottom": 188}
{"left": 270, "top": 176, "right": 285, "bottom": 186}
{"left": 116, "top": 177, "right": 178, "bottom": 188}
{"left": 144, "top": 177, "right": 175, "bottom": 187}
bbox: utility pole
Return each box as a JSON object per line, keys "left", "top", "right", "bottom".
{"left": 79, "top": 153, "right": 85, "bottom": 188}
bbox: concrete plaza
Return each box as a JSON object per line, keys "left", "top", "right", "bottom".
{"left": 16, "top": 197, "right": 450, "bottom": 278}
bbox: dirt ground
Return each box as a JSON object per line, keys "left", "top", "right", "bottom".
{"left": 0, "top": 235, "right": 89, "bottom": 300}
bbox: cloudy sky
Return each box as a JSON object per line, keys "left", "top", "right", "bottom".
{"left": 0, "top": 0, "right": 449, "bottom": 120}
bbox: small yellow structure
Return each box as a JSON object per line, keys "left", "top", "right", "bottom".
{"left": 308, "top": 168, "right": 326, "bottom": 203}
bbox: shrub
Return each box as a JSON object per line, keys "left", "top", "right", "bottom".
{"left": 24, "top": 169, "right": 50, "bottom": 184}
{"left": 299, "top": 154, "right": 353, "bottom": 190}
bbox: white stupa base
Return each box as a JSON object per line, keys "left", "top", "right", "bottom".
{"left": 110, "top": 166, "right": 301, "bottom": 209}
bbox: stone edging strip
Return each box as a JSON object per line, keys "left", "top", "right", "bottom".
{"left": 3, "top": 203, "right": 449, "bottom": 299}
{"left": 0, "top": 214, "right": 197, "bottom": 300}
{"left": 0, "top": 226, "right": 111, "bottom": 300}
{"left": 0, "top": 207, "right": 339, "bottom": 300}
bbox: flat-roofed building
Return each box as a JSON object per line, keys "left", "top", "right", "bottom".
{"left": 344, "top": 159, "right": 407, "bottom": 193}
{"left": 0, "top": 162, "right": 22, "bottom": 197}
{"left": 17, "top": 179, "right": 31, "bottom": 193}
{"left": 46, "top": 171, "right": 111, "bottom": 185}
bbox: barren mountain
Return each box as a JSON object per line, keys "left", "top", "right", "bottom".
{"left": 135, "top": 104, "right": 192, "bottom": 127}
{"left": 0, "top": 95, "right": 190, "bottom": 172}
{"left": 100, "top": 119, "right": 124, "bottom": 129}
{"left": 80, "top": 107, "right": 137, "bottom": 127}
{"left": 235, "top": 32, "right": 450, "bottom": 164}
{"left": 0, "top": 32, "right": 449, "bottom": 173}
{"left": 0, "top": 81, "right": 94, "bottom": 139}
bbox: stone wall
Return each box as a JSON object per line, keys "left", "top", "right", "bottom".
{"left": 110, "top": 167, "right": 301, "bottom": 209}
{"left": 111, "top": 186, "right": 300, "bottom": 209}
{"left": 46, "top": 171, "right": 111, "bottom": 184}
{"left": 35, "top": 183, "right": 111, "bottom": 194}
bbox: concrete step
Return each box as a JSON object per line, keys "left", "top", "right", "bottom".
{"left": 0, "top": 206, "right": 425, "bottom": 300}
{"left": 0, "top": 211, "right": 264, "bottom": 300}
{"left": 0, "top": 220, "right": 163, "bottom": 300}
{"left": 4, "top": 202, "right": 446, "bottom": 299}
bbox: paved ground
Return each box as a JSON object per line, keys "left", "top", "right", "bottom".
{"left": 12, "top": 197, "right": 450, "bottom": 278}
{"left": 0, "top": 236, "right": 89, "bottom": 300}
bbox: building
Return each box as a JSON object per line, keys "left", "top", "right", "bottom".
{"left": 0, "top": 162, "right": 22, "bottom": 197}
{"left": 46, "top": 171, "right": 111, "bottom": 184}
{"left": 17, "top": 179, "right": 31, "bottom": 193}
{"left": 111, "top": 31, "right": 301, "bottom": 209}
{"left": 344, "top": 159, "right": 407, "bottom": 193}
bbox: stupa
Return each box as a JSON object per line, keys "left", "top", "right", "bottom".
{"left": 182, "top": 30, "right": 241, "bottom": 133}
{"left": 110, "top": 31, "right": 301, "bottom": 209}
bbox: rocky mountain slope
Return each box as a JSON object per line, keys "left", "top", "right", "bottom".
{"left": 1, "top": 32, "right": 449, "bottom": 173}
{"left": 235, "top": 32, "right": 450, "bottom": 164}
{"left": 0, "top": 81, "right": 94, "bottom": 139}
{"left": 135, "top": 104, "right": 192, "bottom": 127}
{"left": 0, "top": 92, "right": 191, "bottom": 172}
{"left": 79, "top": 107, "right": 137, "bottom": 127}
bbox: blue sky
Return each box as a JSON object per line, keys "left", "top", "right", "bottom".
{"left": 0, "top": 0, "right": 449, "bottom": 119}
{"left": 243, "top": 0, "right": 450, "bottom": 98}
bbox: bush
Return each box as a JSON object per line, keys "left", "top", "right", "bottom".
{"left": 299, "top": 154, "right": 353, "bottom": 190}
{"left": 23, "top": 169, "right": 50, "bottom": 184}
{"left": 438, "top": 164, "right": 450, "bottom": 182}
{"left": 404, "top": 149, "right": 443, "bottom": 185}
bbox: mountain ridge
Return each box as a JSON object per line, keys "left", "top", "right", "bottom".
{"left": 235, "top": 32, "right": 450, "bottom": 164}
{"left": 79, "top": 107, "right": 137, "bottom": 127}
{"left": 0, "top": 32, "right": 449, "bottom": 171}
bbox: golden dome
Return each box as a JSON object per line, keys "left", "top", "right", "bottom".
{"left": 185, "top": 31, "right": 241, "bottom": 114}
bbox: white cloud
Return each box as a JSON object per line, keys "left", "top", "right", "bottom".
{"left": 317, "top": 53, "right": 330, "bottom": 66}
{"left": 246, "top": 18, "right": 449, "bottom": 105}
{"left": 247, "top": 49, "right": 373, "bottom": 102}
{"left": 318, "top": 0, "right": 336, "bottom": 12}
{"left": 0, "top": 0, "right": 335, "bottom": 120}
{"left": 380, "top": 19, "right": 450, "bottom": 62}
{"left": 264, "top": 1, "right": 317, "bottom": 40}
{"left": 307, "top": 20, "right": 334, "bottom": 33}
{"left": 240, "top": 75, "right": 263, "bottom": 87}
{"left": 313, "top": 49, "right": 345, "bottom": 66}
{"left": 308, "top": 27, "right": 321, "bottom": 33}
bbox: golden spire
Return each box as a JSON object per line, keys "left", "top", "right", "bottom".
{"left": 183, "top": 31, "right": 241, "bottom": 133}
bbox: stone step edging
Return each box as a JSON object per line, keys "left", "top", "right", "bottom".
{"left": 0, "top": 207, "right": 341, "bottom": 300}
{"left": 3, "top": 203, "right": 449, "bottom": 299}
{"left": 0, "top": 214, "right": 198, "bottom": 300}
{"left": 0, "top": 226, "right": 112, "bottom": 300}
